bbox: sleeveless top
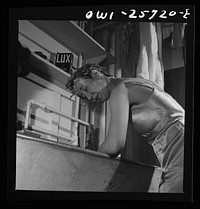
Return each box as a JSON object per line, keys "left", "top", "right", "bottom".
{"left": 120, "top": 77, "right": 185, "bottom": 144}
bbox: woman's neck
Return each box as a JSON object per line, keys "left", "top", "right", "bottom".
{"left": 96, "top": 76, "right": 116, "bottom": 102}
{"left": 105, "top": 77, "right": 118, "bottom": 93}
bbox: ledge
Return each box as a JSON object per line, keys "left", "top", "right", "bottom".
{"left": 28, "top": 52, "right": 70, "bottom": 90}
{"left": 16, "top": 131, "right": 161, "bottom": 170}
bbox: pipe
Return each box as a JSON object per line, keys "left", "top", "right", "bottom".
{"left": 72, "top": 53, "right": 82, "bottom": 146}
{"left": 30, "top": 125, "right": 75, "bottom": 143}
{"left": 36, "top": 100, "right": 89, "bottom": 126}
{"left": 24, "top": 99, "right": 90, "bottom": 143}
{"left": 25, "top": 100, "right": 89, "bottom": 127}
{"left": 82, "top": 104, "right": 89, "bottom": 148}
{"left": 24, "top": 99, "right": 35, "bottom": 129}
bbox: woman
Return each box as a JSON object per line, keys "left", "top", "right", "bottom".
{"left": 66, "top": 63, "right": 184, "bottom": 193}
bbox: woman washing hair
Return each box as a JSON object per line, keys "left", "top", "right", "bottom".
{"left": 66, "top": 63, "right": 184, "bottom": 193}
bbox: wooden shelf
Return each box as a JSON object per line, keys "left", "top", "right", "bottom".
{"left": 28, "top": 52, "right": 70, "bottom": 90}
{"left": 29, "top": 20, "right": 115, "bottom": 65}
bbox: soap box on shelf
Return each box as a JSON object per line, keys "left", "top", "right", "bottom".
{"left": 54, "top": 53, "right": 74, "bottom": 74}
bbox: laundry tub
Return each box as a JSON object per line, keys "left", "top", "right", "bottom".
{"left": 16, "top": 134, "right": 162, "bottom": 192}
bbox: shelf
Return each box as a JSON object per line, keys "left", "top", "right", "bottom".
{"left": 29, "top": 20, "right": 115, "bottom": 65}
{"left": 28, "top": 52, "right": 70, "bottom": 90}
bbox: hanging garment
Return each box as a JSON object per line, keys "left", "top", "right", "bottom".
{"left": 136, "top": 22, "right": 164, "bottom": 90}
{"left": 171, "top": 23, "right": 186, "bottom": 48}
{"left": 162, "top": 23, "right": 174, "bottom": 40}
{"left": 162, "top": 23, "right": 186, "bottom": 48}
{"left": 120, "top": 22, "right": 140, "bottom": 78}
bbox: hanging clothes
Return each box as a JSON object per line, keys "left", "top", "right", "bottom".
{"left": 120, "top": 22, "right": 140, "bottom": 78}
{"left": 162, "top": 23, "right": 186, "bottom": 48}
{"left": 171, "top": 23, "right": 186, "bottom": 48}
{"left": 136, "top": 22, "right": 164, "bottom": 90}
{"left": 162, "top": 23, "right": 174, "bottom": 40}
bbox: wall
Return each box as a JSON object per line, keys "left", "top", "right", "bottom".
{"left": 162, "top": 34, "right": 185, "bottom": 71}
{"left": 164, "top": 67, "right": 185, "bottom": 109}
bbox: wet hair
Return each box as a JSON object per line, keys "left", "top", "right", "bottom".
{"left": 65, "top": 63, "right": 112, "bottom": 112}
{"left": 66, "top": 63, "right": 111, "bottom": 93}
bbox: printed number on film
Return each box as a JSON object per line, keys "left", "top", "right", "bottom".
{"left": 121, "top": 8, "right": 191, "bottom": 20}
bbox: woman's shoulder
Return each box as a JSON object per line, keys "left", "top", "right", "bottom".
{"left": 116, "top": 77, "right": 149, "bottom": 84}
{"left": 111, "top": 81, "right": 128, "bottom": 95}
{"left": 111, "top": 77, "right": 156, "bottom": 105}
{"left": 110, "top": 77, "right": 145, "bottom": 95}
{"left": 108, "top": 79, "right": 128, "bottom": 98}
{"left": 114, "top": 77, "right": 147, "bottom": 89}
{"left": 109, "top": 81, "right": 130, "bottom": 106}
{"left": 116, "top": 77, "right": 161, "bottom": 90}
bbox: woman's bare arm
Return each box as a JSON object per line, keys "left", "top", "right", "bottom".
{"left": 98, "top": 83, "right": 129, "bottom": 157}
